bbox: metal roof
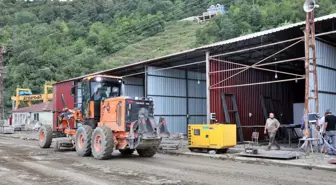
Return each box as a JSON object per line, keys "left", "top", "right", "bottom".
{"left": 198, "top": 13, "right": 336, "bottom": 49}
{"left": 56, "top": 13, "right": 336, "bottom": 84}
{"left": 12, "top": 102, "right": 53, "bottom": 113}
{"left": 56, "top": 48, "right": 203, "bottom": 84}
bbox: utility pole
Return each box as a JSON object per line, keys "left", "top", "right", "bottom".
{"left": 303, "top": 0, "right": 319, "bottom": 134}
{"left": 0, "top": 46, "right": 4, "bottom": 120}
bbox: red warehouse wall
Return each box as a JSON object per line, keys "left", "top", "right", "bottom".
{"left": 209, "top": 59, "right": 294, "bottom": 140}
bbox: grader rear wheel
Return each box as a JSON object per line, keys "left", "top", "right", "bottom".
{"left": 91, "top": 126, "right": 114, "bottom": 160}
{"left": 137, "top": 148, "right": 157, "bottom": 157}
{"left": 38, "top": 125, "right": 53, "bottom": 148}
{"left": 75, "top": 125, "right": 93, "bottom": 157}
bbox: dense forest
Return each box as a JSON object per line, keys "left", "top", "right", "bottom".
{"left": 0, "top": 0, "right": 335, "bottom": 113}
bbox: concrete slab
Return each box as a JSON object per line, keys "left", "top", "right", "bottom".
{"left": 160, "top": 150, "right": 336, "bottom": 172}
{"left": 239, "top": 150, "right": 299, "bottom": 160}
{"left": 0, "top": 126, "right": 15, "bottom": 134}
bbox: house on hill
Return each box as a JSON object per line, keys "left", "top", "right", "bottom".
{"left": 12, "top": 102, "right": 53, "bottom": 130}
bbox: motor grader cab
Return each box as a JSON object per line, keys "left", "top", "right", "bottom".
{"left": 75, "top": 75, "right": 123, "bottom": 128}
{"left": 38, "top": 75, "right": 169, "bottom": 160}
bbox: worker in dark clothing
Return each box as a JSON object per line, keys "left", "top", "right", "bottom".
{"left": 324, "top": 109, "right": 336, "bottom": 150}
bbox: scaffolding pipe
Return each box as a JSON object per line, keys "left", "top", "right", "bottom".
{"left": 311, "top": 11, "right": 319, "bottom": 116}
{"left": 304, "top": 13, "right": 310, "bottom": 134}
{"left": 252, "top": 67, "right": 303, "bottom": 77}
{"left": 210, "top": 57, "right": 305, "bottom": 74}
{"left": 211, "top": 37, "right": 303, "bottom": 58}
{"left": 210, "top": 30, "right": 336, "bottom": 58}
{"left": 210, "top": 77, "right": 305, "bottom": 89}
{"left": 210, "top": 39, "right": 302, "bottom": 88}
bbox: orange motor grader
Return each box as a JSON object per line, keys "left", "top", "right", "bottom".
{"left": 38, "top": 75, "right": 169, "bottom": 160}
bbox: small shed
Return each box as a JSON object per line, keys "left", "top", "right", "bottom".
{"left": 12, "top": 102, "right": 53, "bottom": 130}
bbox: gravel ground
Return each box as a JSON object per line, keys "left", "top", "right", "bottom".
{"left": 0, "top": 136, "right": 334, "bottom": 185}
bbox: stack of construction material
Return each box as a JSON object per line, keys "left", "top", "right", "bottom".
{"left": 0, "top": 119, "right": 14, "bottom": 134}
{"left": 159, "top": 133, "right": 185, "bottom": 150}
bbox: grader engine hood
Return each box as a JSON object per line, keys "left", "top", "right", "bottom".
{"left": 126, "top": 98, "right": 169, "bottom": 149}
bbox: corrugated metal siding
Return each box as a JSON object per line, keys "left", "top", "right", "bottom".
{"left": 188, "top": 116, "right": 207, "bottom": 124}
{"left": 316, "top": 67, "right": 336, "bottom": 92}
{"left": 310, "top": 40, "right": 336, "bottom": 113}
{"left": 148, "top": 66, "right": 187, "bottom": 134}
{"left": 316, "top": 41, "right": 336, "bottom": 68}
{"left": 124, "top": 86, "right": 144, "bottom": 97}
{"left": 148, "top": 66, "right": 186, "bottom": 78}
{"left": 148, "top": 76, "right": 186, "bottom": 96}
{"left": 210, "top": 58, "right": 294, "bottom": 139}
{"left": 154, "top": 116, "right": 186, "bottom": 134}
{"left": 187, "top": 70, "right": 207, "bottom": 124}
{"left": 123, "top": 77, "right": 144, "bottom": 97}
{"left": 188, "top": 99, "right": 206, "bottom": 115}
{"left": 152, "top": 97, "right": 186, "bottom": 115}
{"left": 318, "top": 93, "right": 336, "bottom": 114}
{"left": 188, "top": 71, "right": 206, "bottom": 80}
{"left": 147, "top": 66, "right": 206, "bottom": 134}
{"left": 188, "top": 80, "right": 206, "bottom": 97}
{"left": 124, "top": 77, "right": 143, "bottom": 85}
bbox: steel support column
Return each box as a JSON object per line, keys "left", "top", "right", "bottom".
{"left": 206, "top": 51, "right": 210, "bottom": 124}
{"left": 185, "top": 68, "right": 189, "bottom": 132}
{"left": 144, "top": 65, "right": 148, "bottom": 97}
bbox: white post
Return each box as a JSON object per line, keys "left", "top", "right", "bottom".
{"left": 206, "top": 51, "right": 211, "bottom": 124}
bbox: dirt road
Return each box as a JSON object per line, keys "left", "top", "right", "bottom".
{"left": 0, "top": 137, "right": 334, "bottom": 185}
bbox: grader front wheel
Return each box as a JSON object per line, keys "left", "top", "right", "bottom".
{"left": 38, "top": 125, "right": 53, "bottom": 148}
{"left": 91, "top": 126, "right": 114, "bottom": 160}
{"left": 75, "top": 125, "right": 93, "bottom": 157}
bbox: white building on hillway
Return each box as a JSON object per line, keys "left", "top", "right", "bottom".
{"left": 11, "top": 102, "right": 53, "bottom": 130}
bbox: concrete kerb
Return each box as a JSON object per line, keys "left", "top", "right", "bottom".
{"left": 158, "top": 150, "right": 336, "bottom": 172}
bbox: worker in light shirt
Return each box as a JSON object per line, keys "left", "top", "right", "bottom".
{"left": 264, "top": 112, "right": 281, "bottom": 151}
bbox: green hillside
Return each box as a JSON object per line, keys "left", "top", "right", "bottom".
{"left": 104, "top": 21, "right": 204, "bottom": 66}
{"left": 1, "top": 0, "right": 335, "bottom": 115}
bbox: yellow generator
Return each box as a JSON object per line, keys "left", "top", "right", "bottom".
{"left": 188, "top": 124, "right": 237, "bottom": 153}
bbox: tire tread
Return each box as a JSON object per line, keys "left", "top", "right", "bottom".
{"left": 39, "top": 125, "right": 53, "bottom": 148}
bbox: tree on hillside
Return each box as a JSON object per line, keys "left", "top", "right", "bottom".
{"left": 0, "top": 0, "right": 335, "bottom": 114}
{"left": 196, "top": 0, "right": 336, "bottom": 45}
